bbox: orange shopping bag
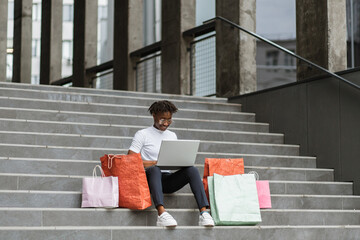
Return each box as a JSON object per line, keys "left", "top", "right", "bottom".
{"left": 203, "top": 158, "right": 244, "bottom": 200}
{"left": 100, "top": 153, "right": 152, "bottom": 210}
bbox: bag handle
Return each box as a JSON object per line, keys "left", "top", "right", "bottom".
{"left": 93, "top": 165, "right": 105, "bottom": 178}
{"left": 107, "top": 154, "right": 117, "bottom": 169}
{"left": 247, "top": 171, "right": 259, "bottom": 180}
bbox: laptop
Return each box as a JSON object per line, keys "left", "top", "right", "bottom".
{"left": 156, "top": 139, "right": 200, "bottom": 169}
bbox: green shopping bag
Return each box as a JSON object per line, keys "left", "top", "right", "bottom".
{"left": 208, "top": 173, "right": 262, "bottom": 225}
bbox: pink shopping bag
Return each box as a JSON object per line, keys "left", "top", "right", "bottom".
{"left": 248, "top": 171, "right": 272, "bottom": 209}
{"left": 81, "top": 165, "right": 119, "bottom": 208}
{"left": 256, "top": 180, "right": 272, "bottom": 209}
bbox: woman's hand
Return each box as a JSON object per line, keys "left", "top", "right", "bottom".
{"left": 143, "top": 160, "right": 157, "bottom": 168}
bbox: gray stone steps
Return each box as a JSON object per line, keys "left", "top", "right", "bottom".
{"left": 0, "top": 158, "right": 332, "bottom": 181}
{"left": 0, "top": 118, "right": 276, "bottom": 144}
{"left": 0, "top": 191, "right": 359, "bottom": 210}
{"left": 0, "top": 172, "right": 351, "bottom": 195}
{"left": 0, "top": 153, "right": 317, "bottom": 169}
{"left": 0, "top": 81, "right": 229, "bottom": 103}
{"left": 0, "top": 132, "right": 294, "bottom": 154}
{"left": 0, "top": 130, "right": 283, "bottom": 147}
{"left": 0, "top": 148, "right": 315, "bottom": 168}
{"left": 1, "top": 208, "right": 360, "bottom": 226}
{"left": 0, "top": 137, "right": 301, "bottom": 158}
{"left": 0, "top": 93, "right": 241, "bottom": 113}
{"left": 0, "top": 103, "right": 253, "bottom": 123}
{"left": 0, "top": 116, "right": 269, "bottom": 133}
{"left": 0, "top": 226, "right": 360, "bottom": 240}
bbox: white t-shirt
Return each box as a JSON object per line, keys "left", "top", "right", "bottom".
{"left": 129, "top": 126, "right": 177, "bottom": 161}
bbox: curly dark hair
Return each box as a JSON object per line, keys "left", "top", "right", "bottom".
{"left": 148, "top": 100, "right": 178, "bottom": 115}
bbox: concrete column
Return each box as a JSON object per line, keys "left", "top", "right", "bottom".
{"left": 0, "top": 0, "right": 8, "bottom": 82}
{"left": 13, "top": 0, "right": 32, "bottom": 83}
{"left": 161, "top": 0, "right": 195, "bottom": 94}
{"left": 216, "top": 0, "right": 257, "bottom": 97}
{"left": 296, "top": 0, "right": 347, "bottom": 80}
{"left": 40, "top": 0, "right": 63, "bottom": 85}
{"left": 113, "top": 0, "right": 143, "bottom": 91}
{"left": 73, "top": 0, "right": 97, "bottom": 87}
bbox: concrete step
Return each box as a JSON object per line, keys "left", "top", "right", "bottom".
{"left": 0, "top": 172, "right": 351, "bottom": 195}
{"left": 0, "top": 226, "right": 360, "bottom": 240}
{"left": 0, "top": 153, "right": 316, "bottom": 169}
{"left": 0, "top": 93, "right": 241, "bottom": 113}
{"left": 0, "top": 103, "right": 254, "bottom": 123}
{"left": 0, "top": 138, "right": 301, "bottom": 159}
{"left": 0, "top": 158, "right": 333, "bottom": 181}
{"left": 0, "top": 81, "right": 229, "bottom": 103}
{"left": 0, "top": 191, "right": 359, "bottom": 210}
{"left": 0, "top": 130, "right": 283, "bottom": 147}
{"left": 0, "top": 132, "right": 295, "bottom": 155}
{"left": 1, "top": 208, "right": 360, "bottom": 226}
{"left": 0, "top": 150, "right": 315, "bottom": 169}
{"left": 0, "top": 117, "right": 269, "bottom": 133}
{"left": 0, "top": 118, "right": 276, "bottom": 143}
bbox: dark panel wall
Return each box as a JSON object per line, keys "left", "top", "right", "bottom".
{"left": 229, "top": 69, "right": 360, "bottom": 193}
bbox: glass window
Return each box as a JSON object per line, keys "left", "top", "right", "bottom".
{"left": 266, "top": 50, "right": 279, "bottom": 66}
{"left": 8, "top": 1, "right": 14, "bottom": 20}
{"left": 98, "top": 6, "right": 107, "bottom": 20}
{"left": 32, "top": 39, "right": 40, "bottom": 57}
{"left": 62, "top": 40, "right": 73, "bottom": 60}
{"left": 63, "top": 5, "right": 73, "bottom": 22}
{"left": 32, "top": 3, "right": 41, "bottom": 21}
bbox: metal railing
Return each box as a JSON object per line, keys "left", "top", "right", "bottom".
{"left": 207, "top": 16, "right": 360, "bottom": 91}
{"left": 52, "top": 16, "right": 360, "bottom": 93}
{"left": 189, "top": 34, "right": 216, "bottom": 97}
{"left": 135, "top": 53, "right": 161, "bottom": 93}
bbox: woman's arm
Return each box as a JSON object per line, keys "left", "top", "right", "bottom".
{"left": 127, "top": 150, "right": 157, "bottom": 168}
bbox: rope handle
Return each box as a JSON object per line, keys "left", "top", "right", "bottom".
{"left": 106, "top": 154, "right": 117, "bottom": 169}
{"left": 247, "top": 171, "right": 259, "bottom": 180}
{"left": 92, "top": 165, "right": 105, "bottom": 178}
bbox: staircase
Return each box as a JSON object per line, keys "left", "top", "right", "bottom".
{"left": 0, "top": 82, "right": 359, "bottom": 239}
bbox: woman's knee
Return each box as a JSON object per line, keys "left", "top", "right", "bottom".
{"left": 146, "top": 166, "right": 162, "bottom": 179}
{"left": 184, "top": 166, "right": 200, "bottom": 178}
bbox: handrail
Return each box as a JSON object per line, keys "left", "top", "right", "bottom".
{"left": 183, "top": 21, "right": 215, "bottom": 38}
{"left": 130, "top": 41, "right": 162, "bottom": 58}
{"left": 51, "top": 60, "right": 114, "bottom": 86}
{"left": 205, "top": 16, "right": 360, "bottom": 91}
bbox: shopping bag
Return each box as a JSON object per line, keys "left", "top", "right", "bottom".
{"left": 248, "top": 171, "right": 272, "bottom": 209}
{"left": 208, "top": 173, "right": 262, "bottom": 225}
{"left": 100, "top": 153, "right": 152, "bottom": 210}
{"left": 81, "top": 165, "right": 119, "bottom": 208}
{"left": 203, "top": 158, "right": 244, "bottom": 200}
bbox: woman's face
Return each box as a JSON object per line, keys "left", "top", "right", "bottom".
{"left": 153, "top": 111, "right": 173, "bottom": 131}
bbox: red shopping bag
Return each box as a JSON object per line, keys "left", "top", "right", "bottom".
{"left": 256, "top": 180, "right": 272, "bottom": 209}
{"left": 100, "top": 153, "right": 152, "bottom": 210}
{"left": 203, "top": 158, "right": 244, "bottom": 200}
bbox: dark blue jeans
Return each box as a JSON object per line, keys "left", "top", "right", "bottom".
{"left": 145, "top": 166, "right": 209, "bottom": 210}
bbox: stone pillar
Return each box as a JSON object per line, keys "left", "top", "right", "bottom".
{"left": 296, "top": 0, "right": 347, "bottom": 80}
{"left": 161, "top": 0, "right": 195, "bottom": 94}
{"left": 13, "top": 0, "right": 32, "bottom": 83}
{"left": 40, "top": 0, "right": 63, "bottom": 85}
{"left": 113, "top": 0, "right": 143, "bottom": 91}
{"left": 0, "top": 0, "right": 8, "bottom": 82}
{"left": 216, "top": 0, "right": 257, "bottom": 97}
{"left": 73, "top": 0, "right": 97, "bottom": 87}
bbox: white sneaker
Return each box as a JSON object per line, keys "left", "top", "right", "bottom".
{"left": 157, "top": 212, "right": 178, "bottom": 227}
{"left": 199, "top": 211, "right": 215, "bottom": 227}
